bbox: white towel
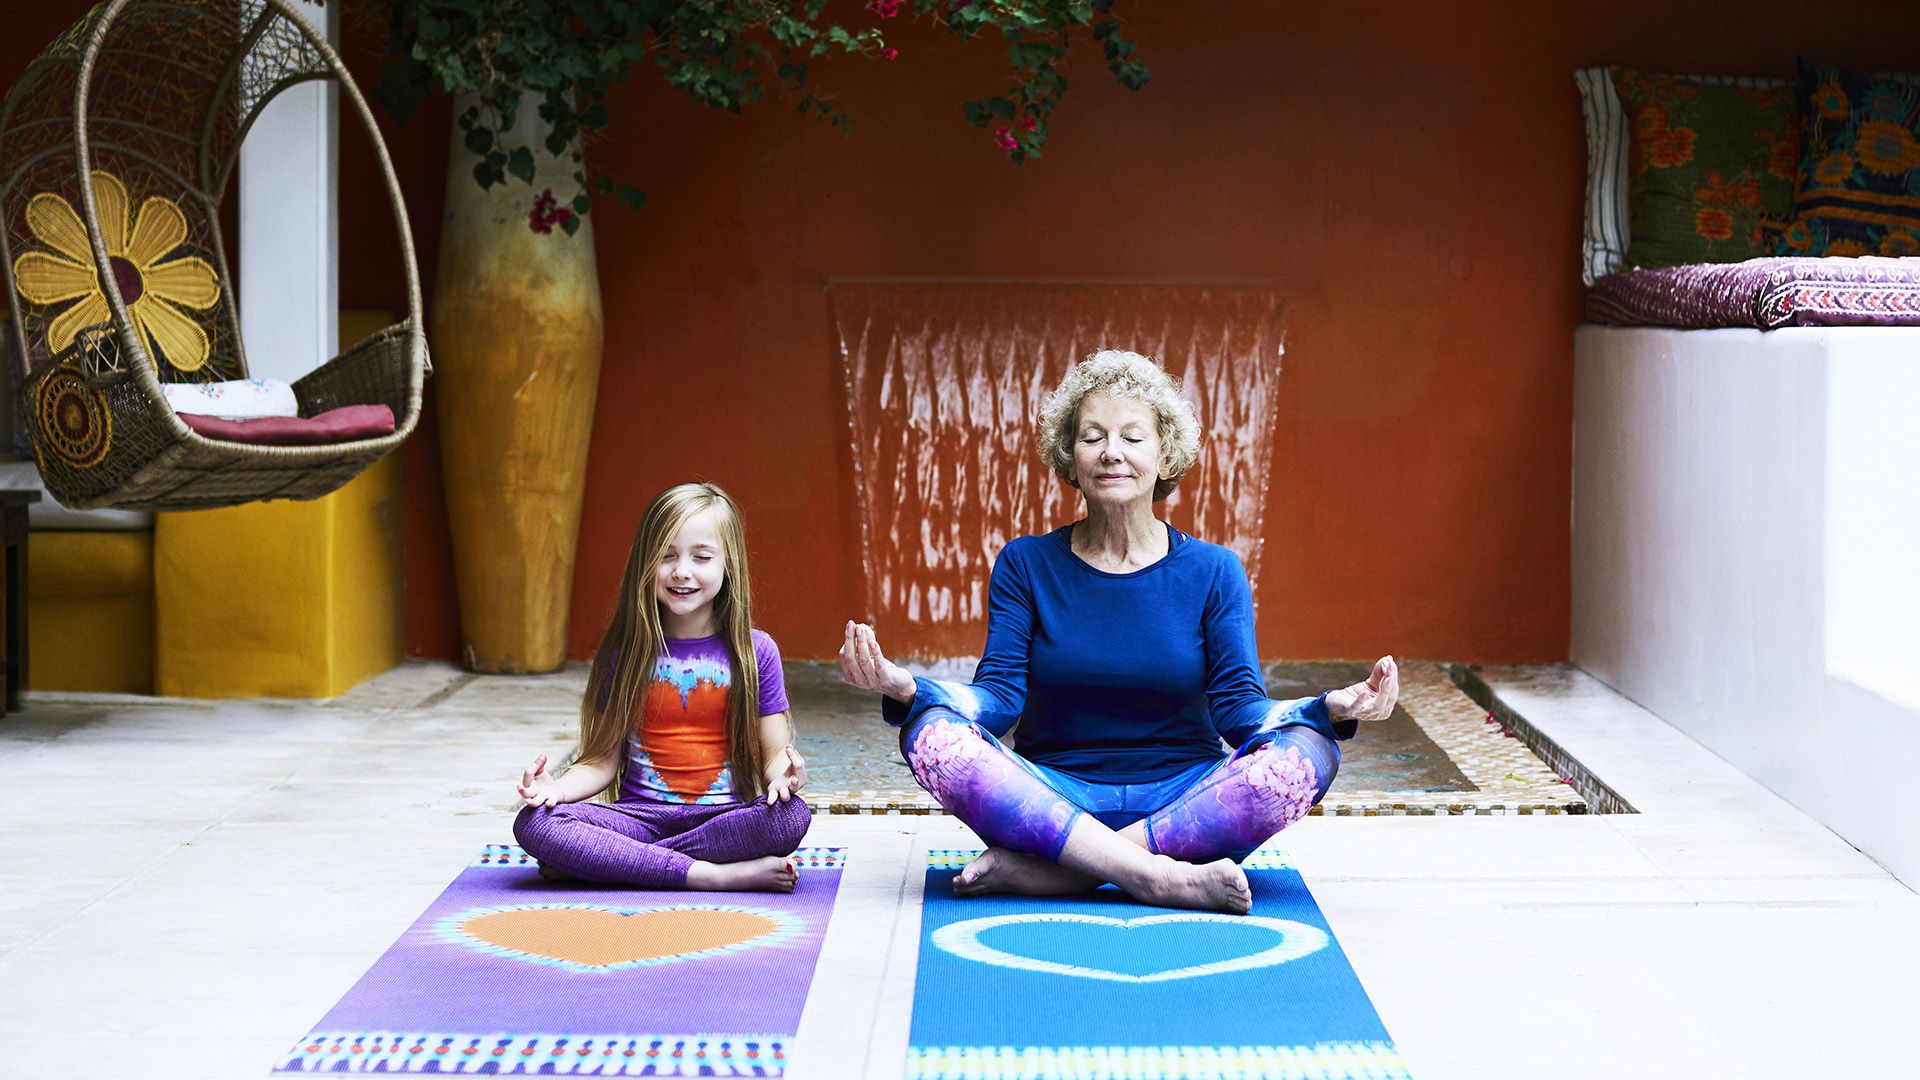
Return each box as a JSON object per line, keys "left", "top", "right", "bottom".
{"left": 161, "top": 378, "right": 299, "bottom": 420}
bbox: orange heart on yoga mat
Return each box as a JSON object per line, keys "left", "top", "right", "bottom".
{"left": 456, "top": 905, "right": 786, "bottom": 970}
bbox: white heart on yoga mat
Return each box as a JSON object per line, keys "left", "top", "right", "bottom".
{"left": 931, "top": 912, "right": 1329, "bottom": 983}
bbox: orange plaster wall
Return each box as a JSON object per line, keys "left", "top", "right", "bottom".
{"left": 11, "top": 2, "right": 1920, "bottom": 666}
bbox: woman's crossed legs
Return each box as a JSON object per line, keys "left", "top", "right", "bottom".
{"left": 901, "top": 708, "right": 1338, "bottom": 913}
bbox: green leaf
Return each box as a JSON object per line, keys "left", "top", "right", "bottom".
{"left": 471, "top": 160, "right": 495, "bottom": 189}
{"left": 615, "top": 184, "right": 647, "bottom": 209}
{"left": 596, "top": 176, "right": 614, "bottom": 193}
{"left": 463, "top": 126, "right": 492, "bottom": 155}
{"left": 571, "top": 192, "right": 591, "bottom": 215}
{"left": 561, "top": 215, "right": 581, "bottom": 236}
{"left": 507, "top": 146, "right": 535, "bottom": 183}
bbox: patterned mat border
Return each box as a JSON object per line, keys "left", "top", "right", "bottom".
{"left": 278, "top": 1031, "right": 787, "bottom": 1076}
{"left": 903, "top": 1040, "right": 1410, "bottom": 1080}
{"left": 811, "top": 662, "right": 1586, "bottom": 817}
{"left": 926, "top": 848, "right": 1295, "bottom": 871}
{"left": 472, "top": 845, "right": 846, "bottom": 870}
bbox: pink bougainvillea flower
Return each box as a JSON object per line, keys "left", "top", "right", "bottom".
{"left": 993, "top": 126, "right": 1018, "bottom": 150}
{"left": 882, "top": 47, "right": 898, "bottom": 61}
{"left": 867, "top": 0, "right": 901, "bottom": 17}
{"left": 13, "top": 170, "right": 221, "bottom": 371}
{"left": 528, "top": 188, "right": 575, "bottom": 235}
{"left": 1021, "top": 114, "right": 1038, "bottom": 131}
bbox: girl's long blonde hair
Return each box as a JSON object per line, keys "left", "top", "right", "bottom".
{"left": 579, "top": 482, "right": 767, "bottom": 800}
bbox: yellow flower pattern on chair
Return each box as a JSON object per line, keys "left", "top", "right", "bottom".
{"left": 11, "top": 170, "right": 220, "bottom": 372}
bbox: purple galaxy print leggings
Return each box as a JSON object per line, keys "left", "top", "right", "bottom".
{"left": 902, "top": 707, "right": 1338, "bottom": 864}
{"left": 513, "top": 795, "right": 811, "bottom": 888}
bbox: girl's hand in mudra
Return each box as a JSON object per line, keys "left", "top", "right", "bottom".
{"left": 1325, "top": 656, "right": 1400, "bottom": 723}
{"left": 840, "top": 621, "right": 917, "bottom": 703}
{"left": 517, "top": 754, "right": 563, "bottom": 809}
{"left": 765, "top": 745, "right": 808, "bottom": 803}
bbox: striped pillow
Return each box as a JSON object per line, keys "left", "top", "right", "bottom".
{"left": 1576, "top": 67, "right": 1786, "bottom": 284}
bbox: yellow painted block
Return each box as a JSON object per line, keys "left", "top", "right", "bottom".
{"left": 154, "top": 451, "right": 403, "bottom": 698}
{"left": 151, "top": 310, "right": 406, "bottom": 698}
{"left": 28, "top": 531, "right": 154, "bottom": 693}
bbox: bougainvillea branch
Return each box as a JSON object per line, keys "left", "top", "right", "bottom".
{"left": 375, "top": 0, "right": 1150, "bottom": 232}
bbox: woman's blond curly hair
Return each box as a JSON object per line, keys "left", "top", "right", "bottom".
{"left": 1037, "top": 349, "right": 1201, "bottom": 502}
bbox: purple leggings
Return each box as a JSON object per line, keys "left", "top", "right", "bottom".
{"left": 512, "top": 795, "right": 811, "bottom": 888}
{"left": 902, "top": 708, "right": 1337, "bottom": 864}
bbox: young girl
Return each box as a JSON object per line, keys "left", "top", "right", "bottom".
{"left": 513, "top": 482, "right": 810, "bottom": 892}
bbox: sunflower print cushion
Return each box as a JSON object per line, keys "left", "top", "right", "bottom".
{"left": 1610, "top": 67, "right": 1799, "bottom": 270}
{"left": 1776, "top": 59, "right": 1920, "bottom": 258}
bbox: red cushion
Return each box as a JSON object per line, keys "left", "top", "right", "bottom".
{"left": 179, "top": 404, "right": 396, "bottom": 446}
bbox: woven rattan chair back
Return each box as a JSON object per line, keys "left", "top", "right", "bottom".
{"left": 0, "top": 0, "right": 427, "bottom": 510}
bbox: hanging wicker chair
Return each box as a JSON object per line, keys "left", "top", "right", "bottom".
{"left": 0, "top": 0, "right": 428, "bottom": 511}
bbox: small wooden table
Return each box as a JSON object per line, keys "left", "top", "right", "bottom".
{"left": 0, "top": 489, "right": 38, "bottom": 714}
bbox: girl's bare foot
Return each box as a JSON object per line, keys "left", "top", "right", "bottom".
{"left": 1126, "top": 855, "right": 1252, "bottom": 914}
{"left": 536, "top": 861, "right": 573, "bottom": 883}
{"left": 953, "top": 846, "right": 1102, "bottom": 897}
{"left": 684, "top": 855, "right": 798, "bottom": 893}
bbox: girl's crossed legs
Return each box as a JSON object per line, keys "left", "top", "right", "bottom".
{"left": 901, "top": 707, "right": 1338, "bottom": 913}
{"left": 514, "top": 795, "right": 811, "bottom": 891}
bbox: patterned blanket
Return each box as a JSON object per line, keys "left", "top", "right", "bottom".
{"left": 1585, "top": 257, "right": 1920, "bottom": 329}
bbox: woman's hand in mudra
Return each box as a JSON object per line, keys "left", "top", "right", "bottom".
{"left": 840, "top": 621, "right": 918, "bottom": 703}
{"left": 1325, "top": 656, "right": 1400, "bottom": 723}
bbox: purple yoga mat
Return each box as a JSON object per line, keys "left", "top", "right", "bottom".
{"left": 274, "top": 845, "right": 845, "bottom": 1076}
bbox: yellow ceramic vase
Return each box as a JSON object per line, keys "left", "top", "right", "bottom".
{"left": 430, "top": 94, "right": 603, "bottom": 673}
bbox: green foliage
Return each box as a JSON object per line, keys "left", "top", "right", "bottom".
{"left": 377, "top": 0, "right": 1151, "bottom": 226}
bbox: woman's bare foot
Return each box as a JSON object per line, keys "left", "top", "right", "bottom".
{"left": 684, "top": 855, "right": 798, "bottom": 893}
{"left": 1124, "top": 855, "right": 1252, "bottom": 914}
{"left": 536, "top": 861, "right": 573, "bottom": 883}
{"left": 953, "top": 846, "right": 1102, "bottom": 897}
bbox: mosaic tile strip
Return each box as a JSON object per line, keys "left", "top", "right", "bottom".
{"left": 1445, "top": 664, "right": 1636, "bottom": 815}
{"left": 472, "top": 844, "right": 846, "bottom": 869}
{"left": 1311, "top": 660, "right": 1585, "bottom": 817}
{"left": 811, "top": 788, "right": 946, "bottom": 815}
{"left": 903, "top": 1040, "right": 1411, "bottom": 1080}
{"left": 927, "top": 848, "right": 1295, "bottom": 870}
{"left": 278, "top": 1031, "right": 786, "bottom": 1075}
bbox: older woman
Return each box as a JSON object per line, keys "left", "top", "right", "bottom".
{"left": 841, "top": 350, "right": 1398, "bottom": 914}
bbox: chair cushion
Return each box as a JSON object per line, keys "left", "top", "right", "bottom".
{"left": 178, "top": 404, "right": 395, "bottom": 446}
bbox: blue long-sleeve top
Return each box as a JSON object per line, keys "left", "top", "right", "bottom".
{"left": 882, "top": 523, "right": 1356, "bottom": 784}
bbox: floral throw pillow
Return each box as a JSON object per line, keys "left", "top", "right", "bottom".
{"left": 1777, "top": 59, "right": 1920, "bottom": 258}
{"left": 1611, "top": 67, "right": 1798, "bottom": 268}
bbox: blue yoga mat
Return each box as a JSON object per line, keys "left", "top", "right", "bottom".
{"left": 908, "top": 850, "right": 1411, "bottom": 1080}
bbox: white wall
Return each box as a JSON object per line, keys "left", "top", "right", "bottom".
{"left": 238, "top": 0, "right": 338, "bottom": 383}
{"left": 1571, "top": 325, "right": 1920, "bottom": 887}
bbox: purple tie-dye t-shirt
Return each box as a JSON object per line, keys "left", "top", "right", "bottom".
{"left": 619, "top": 630, "right": 789, "bottom": 804}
